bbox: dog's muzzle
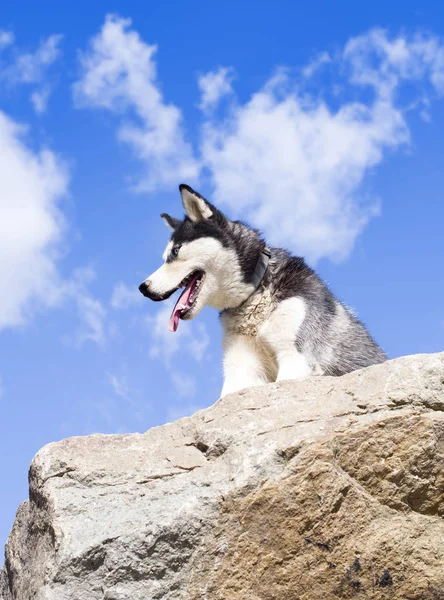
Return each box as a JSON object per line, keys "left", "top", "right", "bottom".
{"left": 138, "top": 280, "right": 177, "bottom": 302}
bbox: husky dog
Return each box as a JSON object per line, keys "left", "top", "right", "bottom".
{"left": 139, "top": 184, "right": 386, "bottom": 397}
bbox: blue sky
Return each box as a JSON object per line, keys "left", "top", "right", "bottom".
{"left": 1, "top": 0, "right": 444, "bottom": 550}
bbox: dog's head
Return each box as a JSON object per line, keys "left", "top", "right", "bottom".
{"left": 139, "top": 185, "right": 259, "bottom": 331}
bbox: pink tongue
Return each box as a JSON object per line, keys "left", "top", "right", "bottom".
{"left": 168, "top": 274, "right": 200, "bottom": 333}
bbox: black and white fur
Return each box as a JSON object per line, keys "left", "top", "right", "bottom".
{"left": 139, "top": 184, "right": 387, "bottom": 397}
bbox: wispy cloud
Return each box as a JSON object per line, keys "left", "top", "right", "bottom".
{"left": 3, "top": 34, "right": 62, "bottom": 84}
{"left": 171, "top": 372, "right": 197, "bottom": 399}
{"left": 145, "top": 300, "right": 182, "bottom": 363}
{"left": 108, "top": 372, "right": 130, "bottom": 400}
{"left": 75, "top": 293, "right": 106, "bottom": 346}
{"left": 0, "top": 30, "right": 14, "bottom": 50}
{"left": 73, "top": 14, "right": 199, "bottom": 191}
{"left": 301, "top": 51, "right": 332, "bottom": 78}
{"left": 343, "top": 29, "right": 444, "bottom": 95}
{"left": 110, "top": 280, "right": 208, "bottom": 400}
{"left": 144, "top": 299, "right": 210, "bottom": 399}
{"left": 198, "top": 66, "right": 235, "bottom": 113}
{"left": 31, "top": 87, "right": 51, "bottom": 114}
{"left": 0, "top": 32, "right": 63, "bottom": 113}
{"left": 188, "top": 323, "right": 210, "bottom": 362}
{"left": 145, "top": 299, "right": 209, "bottom": 366}
{"left": 111, "top": 281, "right": 143, "bottom": 310}
{"left": 64, "top": 268, "right": 107, "bottom": 347}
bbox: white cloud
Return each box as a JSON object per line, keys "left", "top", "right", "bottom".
{"left": 75, "top": 293, "right": 106, "bottom": 346}
{"left": 74, "top": 14, "right": 199, "bottom": 191}
{"left": 0, "top": 30, "right": 14, "bottom": 50}
{"left": 5, "top": 34, "right": 62, "bottom": 84}
{"left": 201, "top": 29, "right": 444, "bottom": 262}
{"left": 0, "top": 33, "right": 62, "bottom": 113}
{"left": 0, "top": 110, "right": 69, "bottom": 328}
{"left": 145, "top": 300, "right": 185, "bottom": 363}
{"left": 302, "top": 51, "right": 332, "bottom": 78}
{"left": 106, "top": 372, "right": 146, "bottom": 425}
{"left": 65, "top": 268, "right": 107, "bottom": 347}
{"left": 108, "top": 373, "right": 130, "bottom": 400}
{"left": 198, "top": 66, "right": 234, "bottom": 113}
{"left": 343, "top": 29, "right": 444, "bottom": 97}
{"left": 111, "top": 281, "right": 143, "bottom": 309}
{"left": 31, "top": 87, "right": 51, "bottom": 114}
{"left": 0, "top": 103, "right": 106, "bottom": 341}
{"left": 201, "top": 77, "right": 396, "bottom": 262}
{"left": 189, "top": 322, "right": 210, "bottom": 362}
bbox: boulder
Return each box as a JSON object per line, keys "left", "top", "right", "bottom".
{"left": 1, "top": 353, "right": 444, "bottom": 599}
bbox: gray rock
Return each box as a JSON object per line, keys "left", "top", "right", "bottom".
{"left": 1, "top": 353, "right": 444, "bottom": 599}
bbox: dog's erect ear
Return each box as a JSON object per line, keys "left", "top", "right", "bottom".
{"left": 179, "top": 184, "right": 214, "bottom": 223}
{"left": 161, "top": 213, "right": 181, "bottom": 231}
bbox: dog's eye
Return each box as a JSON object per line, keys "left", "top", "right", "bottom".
{"left": 171, "top": 245, "right": 181, "bottom": 258}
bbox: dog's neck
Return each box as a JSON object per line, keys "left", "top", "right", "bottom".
{"left": 218, "top": 247, "right": 273, "bottom": 334}
{"left": 220, "top": 284, "right": 275, "bottom": 336}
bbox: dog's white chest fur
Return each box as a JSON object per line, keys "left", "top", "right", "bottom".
{"left": 220, "top": 294, "right": 313, "bottom": 397}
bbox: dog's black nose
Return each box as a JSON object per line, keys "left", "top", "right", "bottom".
{"left": 139, "top": 281, "right": 150, "bottom": 296}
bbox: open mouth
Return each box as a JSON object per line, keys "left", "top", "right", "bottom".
{"left": 168, "top": 270, "right": 205, "bottom": 332}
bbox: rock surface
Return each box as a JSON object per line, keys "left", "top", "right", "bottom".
{"left": 1, "top": 352, "right": 444, "bottom": 599}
